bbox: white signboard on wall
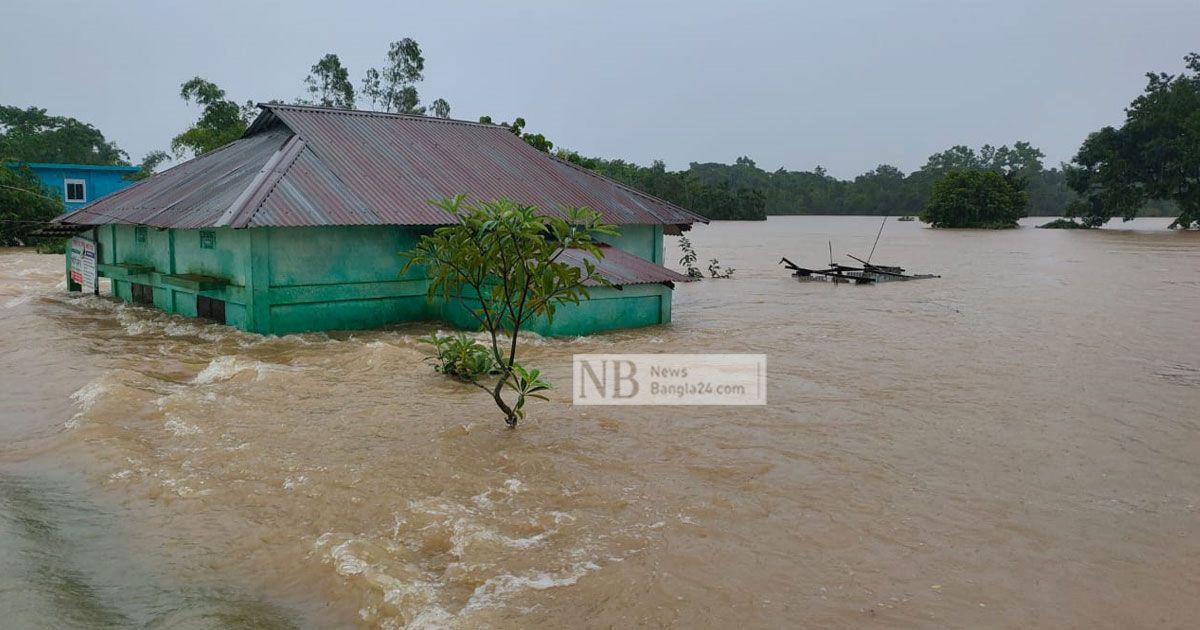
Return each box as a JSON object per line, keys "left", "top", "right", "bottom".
{"left": 69, "top": 237, "right": 97, "bottom": 291}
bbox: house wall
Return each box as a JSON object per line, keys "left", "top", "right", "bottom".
{"left": 26, "top": 164, "right": 140, "bottom": 213}
{"left": 97, "top": 225, "right": 253, "bottom": 329}
{"left": 77, "top": 223, "right": 675, "bottom": 337}
{"left": 264, "top": 225, "right": 431, "bottom": 334}
{"left": 439, "top": 283, "right": 672, "bottom": 337}
{"left": 598, "top": 224, "right": 663, "bottom": 263}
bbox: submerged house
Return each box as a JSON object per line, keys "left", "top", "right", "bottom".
{"left": 55, "top": 104, "right": 706, "bottom": 336}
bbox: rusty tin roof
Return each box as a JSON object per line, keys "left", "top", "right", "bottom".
{"left": 561, "top": 244, "right": 693, "bottom": 286}
{"left": 58, "top": 104, "right": 706, "bottom": 230}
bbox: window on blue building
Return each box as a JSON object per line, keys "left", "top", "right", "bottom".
{"left": 65, "top": 179, "right": 86, "bottom": 202}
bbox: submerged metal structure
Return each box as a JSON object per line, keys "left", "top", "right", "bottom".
{"left": 779, "top": 256, "right": 940, "bottom": 284}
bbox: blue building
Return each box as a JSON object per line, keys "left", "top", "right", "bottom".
{"left": 17, "top": 162, "right": 141, "bottom": 212}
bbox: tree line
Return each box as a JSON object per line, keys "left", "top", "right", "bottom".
{"left": 2, "top": 44, "right": 1196, "bottom": 237}
{"left": 549, "top": 145, "right": 1084, "bottom": 221}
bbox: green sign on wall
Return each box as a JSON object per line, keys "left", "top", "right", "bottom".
{"left": 199, "top": 230, "right": 216, "bottom": 249}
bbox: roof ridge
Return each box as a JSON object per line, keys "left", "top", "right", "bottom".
{"left": 260, "top": 103, "right": 506, "bottom": 130}
{"left": 216, "top": 134, "right": 307, "bottom": 228}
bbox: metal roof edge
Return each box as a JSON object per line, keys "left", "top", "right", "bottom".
{"left": 56, "top": 132, "right": 287, "bottom": 227}
{"left": 260, "top": 102, "right": 509, "bottom": 131}
{"left": 6, "top": 161, "right": 142, "bottom": 172}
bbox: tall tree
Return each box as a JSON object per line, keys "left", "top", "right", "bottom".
{"left": 1066, "top": 52, "right": 1200, "bottom": 229}
{"left": 362, "top": 39, "right": 426, "bottom": 114}
{"left": 171, "top": 77, "right": 255, "bottom": 157}
{"left": 302, "top": 54, "right": 355, "bottom": 109}
{"left": 0, "top": 106, "right": 129, "bottom": 165}
{"left": 430, "top": 98, "right": 451, "bottom": 119}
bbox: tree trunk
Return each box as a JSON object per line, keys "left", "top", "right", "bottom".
{"left": 491, "top": 378, "right": 519, "bottom": 428}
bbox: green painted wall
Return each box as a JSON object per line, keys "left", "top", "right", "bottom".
{"left": 263, "top": 225, "right": 433, "bottom": 335}
{"left": 73, "top": 223, "right": 676, "bottom": 337}
{"left": 598, "top": 224, "right": 662, "bottom": 263}
{"left": 440, "top": 283, "right": 671, "bottom": 337}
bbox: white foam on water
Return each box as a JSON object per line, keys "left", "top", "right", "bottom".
{"left": 3, "top": 294, "right": 32, "bottom": 308}
{"left": 330, "top": 541, "right": 370, "bottom": 576}
{"left": 191, "top": 356, "right": 300, "bottom": 384}
{"left": 65, "top": 379, "right": 111, "bottom": 428}
{"left": 163, "top": 414, "right": 202, "bottom": 436}
{"left": 448, "top": 519, "right": 553, "bottom": 558}
{"left": 463, "top": 560, "right": 600, "bottom": 612}
{"left": 71, "top": 380, "right": 109, "bottom": 410}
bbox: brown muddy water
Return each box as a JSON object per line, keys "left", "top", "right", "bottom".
{"left": 1, "top": 216, "right": 1198, "bottom": 629}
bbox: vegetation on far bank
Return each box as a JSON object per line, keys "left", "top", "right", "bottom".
{"left": 3, "top": 43, "right": 1197, "bottom": 228}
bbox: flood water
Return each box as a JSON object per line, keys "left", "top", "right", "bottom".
{"left": 1, "top": 216, "right": 1198, "bottom": 629}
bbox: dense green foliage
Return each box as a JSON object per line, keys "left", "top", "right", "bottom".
{"left": 557, "top": 152, "right": 768, "bottom": 220}
{"left": 495, "top": 133, "right": 1071, "bottom": 221}
{"left": 403, "top": 197, "right": 617, "bottom": 427}
{"left": 920, "top": 170, "right": 1027, "bottom": 229}
{"left": 1066, "top": 52, "right": 1200, "bottom": 229}
{"left": 655, "top": 142, "right": 1067, "bottom": 219}
{"left": 0, "top": 164, "right": 63, "bottom": 245}
{"left": 478, "top": 116, "right": 554, "bottom": 153}
{"left": 171, "top": 78, "right": 255, "bottom": 158}
{"left": 0, "top": 106, "right": 128, "bottom": 165}
{"left": 419, "top": 332, "right": 501, "bottom": 381}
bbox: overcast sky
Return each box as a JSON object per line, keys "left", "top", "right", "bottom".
{"left": 2, "top": 0, "right": 1196, "bottom": 178}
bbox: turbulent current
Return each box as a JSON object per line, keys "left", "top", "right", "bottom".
{"left": 1, "top": 216, "right": 1198, "bottom": 629}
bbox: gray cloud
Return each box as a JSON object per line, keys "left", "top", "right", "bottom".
{"left": 2, "top": 0, "right": 1195, "bottom": 178}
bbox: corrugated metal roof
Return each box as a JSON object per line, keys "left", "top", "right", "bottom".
{"left": 55, "top": 129, "right": 291, "bottom": 228}
{"left": 57, "top": 104, "right": 707, "bottom": 229}
{"left": 561, "top": 244, "right": 693, "bottom": 287}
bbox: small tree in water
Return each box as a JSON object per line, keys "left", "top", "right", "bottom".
{"left": 403, "top": 196, "right": 617, "bottom": 427}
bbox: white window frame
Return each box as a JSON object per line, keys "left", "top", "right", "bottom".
{"left": 64, "top": 178, "right": 87, "bottom": 203}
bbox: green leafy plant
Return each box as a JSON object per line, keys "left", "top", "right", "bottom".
{"left": 678, "top": 235, "right": 704, "bottom": 279}
{"left": 418, "top": 332, "right": 499, "bottom": 381}
{"left": 679, "top": 236, "right": 733, "bottom": 279}
{"left": 403, "top": 196, "right": 617, "bottom": 427}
